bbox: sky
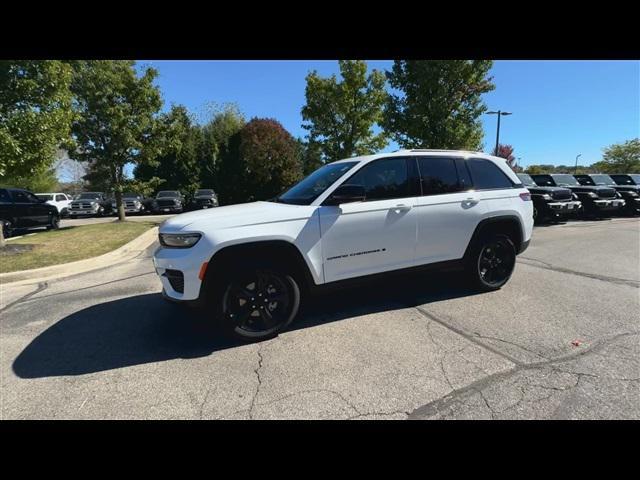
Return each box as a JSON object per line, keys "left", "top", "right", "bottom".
{"left": 138, "top": 60, "right": 639, "bottom": 169}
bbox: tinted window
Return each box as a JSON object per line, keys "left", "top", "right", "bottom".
{"left": 36, "top": 194, "right": 54, "bottom": 201}
{"left": 417, "top": 157, "right": 460, "bottom": 195}
{"left": 279, "top": 162, "right": 357, "bottom": 205}
{"left": 530, "top": 175, "right": 555, "bottom": 187}
{"left": 0, "top": 189, "right": 10, "bottom": 203}
{"left": 12, "top": 190, "right": 37, "bottom": 203}
{"left": 455, "top": 159, "right": 473, "bottom": 190}
{"left": 56, "top": 194, "right": 66, "bottom": 201}
{"left": 347, "top": 158, "right": 409, "bottom": 201}
{"left": 467, "top": 159, "right": 514, "bottom": 189}
{"left": 552, "top": 175, "right": 580, "bottom": 186}
{"left": 610, "top": 175, "right": 634, "bottom": 185}
{"left": 79, "top": 193, "right": 102, "bottom": 200}
{"left": 517, "top": 174, "right": 536, "bottom": 187}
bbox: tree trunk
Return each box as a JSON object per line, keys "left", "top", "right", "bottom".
{"left": 111, "top": 164, "right": 126, "bottom": 222}
{"left": 0, "top": 221, "right": 5, "bottom": 248}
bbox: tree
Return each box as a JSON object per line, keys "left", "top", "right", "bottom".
{"left": 134, "top": 105, "right": 201, "bottom": 202}
{"left": 383, "top": 60, "right": 495, "bottom": 150}
{"left": 296, "top": 138, "right": 324, "bottom": 175}
{"left": 198, "top": 103, "right": 245, "bottom": 197}
{"left": 301, "top": 60, "right": 387, "bottom": 162}
{"left": 1, "top": 168, "right": 59, "bottom": 192}
{"left": 0, "top": 61, "right": 74, "bottom": 179}
{"left": 492, "top": 144, "right": 521, "bottom": 171}
{"left": 70, "top": 60, "right": 163, "bottom": 221}
{"left": 593, "top": 138, "right": 640, "bottom": 173}
{"left": 237, "top": 118, "right": 302, "bottom": 202}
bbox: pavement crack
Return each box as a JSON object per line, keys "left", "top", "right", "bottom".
{"left": 518, "top": 257, "right": 639, "bottom": 288}
{"left": 0, "top": 282, "right": 49, "bottom": 315}
{"left": 248, "top": 345, "right": 265, "bottom": 420}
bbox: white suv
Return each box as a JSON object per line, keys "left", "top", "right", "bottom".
{"left": 35, "top": 192, "right": 72, "bottom": 217}
{"left": 153, "top": 150, "right": 533, "bottom": 340}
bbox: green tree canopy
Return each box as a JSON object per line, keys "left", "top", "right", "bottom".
{"left": 592, "top": 138, "right": 640, "bottom": 173}
{"left": 70, "top": 60, "right": 163, "bottom": 220}
{"left": 0, "top": 61, "right": 74, "bottom": 178}
{"left": 301, "top": 60, "right": 387, "bottom": 162}
{"left": 135, "top": 104, "right": 201, "bottom": 201}
{"left": 237, "top": 118, "right": 302, "bottom": 202}
{"left": 383, "top": 60, "right": 495, "bottom": 150}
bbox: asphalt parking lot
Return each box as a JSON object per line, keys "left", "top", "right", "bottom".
{"left": 1, "top": 217, "right": 638, "bottom": 419}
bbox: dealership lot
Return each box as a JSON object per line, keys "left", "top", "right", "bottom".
{"left": 1, "top": 217, "right": 638, "bottom": 419}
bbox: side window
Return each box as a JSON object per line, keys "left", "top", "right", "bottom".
{"left": 56, "top": 194, "right": 66, "bottom": 202}
{"left": 11, "top": 190, "right": 35, "bottom": 203}
{"left": 0, "top": 189, "right": 10, "bottom": 203}
{"left": 417, "top": 157, "right": 460, "bottom": 195}
{"left": 347, "top": 157, "right": 409, "bottom": 201}
{"left": 455, "top": 158, "right": 473, "bottom": 190}
{"left": 467, "top": 158, "right": 514, "bottom": 190}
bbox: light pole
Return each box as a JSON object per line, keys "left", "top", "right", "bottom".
{"left": 486, "top": 110, "right": 513, "bottom": 155}
{"left": 574, "top": 154, "right": 582, "bottom": 174}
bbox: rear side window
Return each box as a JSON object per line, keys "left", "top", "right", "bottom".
{"left": 417, "top": 157, "right": 460, "bottom": 195}
{"left": 347, "top": 157, "right": 409, "bottom": 201}
{"left": 455, "top": 158, "right": 473, "bottom": 191}
{"left": 56, "top": 194, "right": 66, "bottom": 201}
{"left": 12, "top": 190, "right": 36, "bottom": 203}
{"left": 467, "top": 158, "right": 514, "bottom": 190}
{"left": 0, "top": 189, "right": 10, "bottom": 203}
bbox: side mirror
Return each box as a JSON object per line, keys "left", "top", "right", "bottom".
{"left": 326, "top": 184, "right": 366, "bottom": 206}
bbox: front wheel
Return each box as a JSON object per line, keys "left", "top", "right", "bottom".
{"left": 1, "top": 219, "right": 12, "bottom": 239}
{"left": 215, "top": 267, "right": 300, "bottom": 341}
{"left": 46, "top": 214, "right": 60, "bottom": 230}
{"left": 465, "top": 234, "right": 516, "bottom": 291}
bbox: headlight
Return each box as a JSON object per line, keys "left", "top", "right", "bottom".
{"left": 627, "top": 191, "right": 638, "bottom": 197}
{"left": 588, "top": 192, "right": 598, "bottom": 198}
{"left": 616, "top": 192, "right": 622, "bottom": 198}
{"left": 159, "top": 232, "right": 201, "bottom": 248}
{"left": 111, "top": 202, "right": 117, "bottom": 207}
{"left": 572, "top": 193, "right": 579, "bottom": 200}
{"left": 134, "top": 201, "right": 141, "bottom": 207}
{"left": 541, "top": 194, "right": 552, "bottom": 200}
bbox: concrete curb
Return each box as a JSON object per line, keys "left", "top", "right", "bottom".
{"left": 0, "top": 226, "right": 159, "bottom": 287}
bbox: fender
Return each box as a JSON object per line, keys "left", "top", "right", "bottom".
{"left": 463, "top": 215, "right": 526, "bottom": 259}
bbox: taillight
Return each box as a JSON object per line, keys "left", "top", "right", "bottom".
{"left": 519, "top": 192, "right": 532, "bottom": 201}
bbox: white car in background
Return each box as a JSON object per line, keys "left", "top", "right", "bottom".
{"left": 35, "top": 192, "right": 73, "bottom": 217}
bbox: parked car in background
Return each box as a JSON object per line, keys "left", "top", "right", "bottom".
{"left": 152, "top": 190, "right": 184, "bottom": 214}
{"left": 517, "top": 174, "right": 581, "bottom": 224}
{"left": 530, "top": 174, "right": 624, "bottom": 218}
{"left": 610, "top": 174, "right": 640, "bottom": 187}
{"left": 189, "top": 189, "right": 219, "bottom": 210}
{"left": 1, "top": 187, "right": 60, "bottom": 238}
{"left": 154, "top": 150, "right": 533, "bottom": 341}
{"left": 35, "top": 192, "right": 73, "bottom": 218}
{"left": 574, "top": 174, "right": 640, "bottom": 216}
{"left": 110, "top": 192, "right": 153, "bottom": 215}
{"left": 68, "top": 192, "right": 112, "bottom": 218}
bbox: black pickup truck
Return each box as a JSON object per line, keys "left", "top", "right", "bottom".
{"left": 1, "top": 187, "right": 60, "bottom": 238}
{"left": 530, "top": 174, "right": 625, "bottom": 218}
{"left": 151, "top": 190, "right": 184, "bottom": 214}
{"left": 188, "top": 189, "right": 219, "bottom": 210}
{"left": 517, "top": 174, "right": 581, "bottom": 223}
{"left": 579, "top": 174, "right": 640, "bottom": 216}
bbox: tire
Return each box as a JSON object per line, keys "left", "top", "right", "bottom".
{"left": 465, "top": 233, "right": 516, "bottom": 292}
{"left": 60, "top": 208, "right": 69, "bottom": 218}
{"left": 46, "top": 214, "right": 60, "bottom": 230}
{"left": 1, "top": 219, "right": 12, "bottom": 239}
{"left": 96, "top": 206, "right": 105, "bottom": 217}
{"left": 210, "top": 265, "right": 301, "bottom": 342}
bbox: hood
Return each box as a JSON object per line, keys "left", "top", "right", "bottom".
{"left": 160, "top": 201, "right": 316, "bottom": 232}
{"left": 71, "top": 199, "right": 99, "bottom": 205}
{"left": 612, "top": 185, "right": 640, "bottom": 193}
{"left": 526, "top": 186, "right": 570, "bottom": 194}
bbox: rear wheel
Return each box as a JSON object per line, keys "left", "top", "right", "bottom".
{"left": 214, "top": 266, "right": 300, "bottom": 341}
{"left": 465, "top": 234, "right": 516, "bottom": 291}
{"left": 46, "top": 214, "right": 60, "bottom": 230}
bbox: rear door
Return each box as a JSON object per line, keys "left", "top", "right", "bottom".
{"left": 414, "top": 156, "right": 488, "bottom": 264}
{"left": 467, "top": 157, "right": 520, "bottom": 214}
{"left": 319, "top": 157, "right": 419, "bottom": 282}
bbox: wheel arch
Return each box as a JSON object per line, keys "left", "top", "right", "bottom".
{"left": 464, "top": 215, "right": 525, "bottom": 259}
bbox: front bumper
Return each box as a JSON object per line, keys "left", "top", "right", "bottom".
{"left": 547, "top": 200, "right": 582, "bottom": 214}
{"left": 154, "top": 205, "right": 183, "bottom": 213}
{"left": 153, "top": 242, "right": 211, "bottom": 301}
{"left": 68, "top": 208, "right": 99, "bottom": 215}
{"left": 592, "top": 199, "right": 625, "bottom": 211}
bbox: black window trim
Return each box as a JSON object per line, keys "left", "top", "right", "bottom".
{"left": 325, "top": 156, "right": 414, "bottom": 204}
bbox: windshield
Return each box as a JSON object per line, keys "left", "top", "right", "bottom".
{"left": 589, "top": 174, "right": 615, "bottom": 185}
{"left": 157, "top": 191, "right": 179, "bottom": 198}
{"left": 631, "top": 174, "right": 640, "bottom": 184}
{"left": 36, "top": 194, "right": 53, "bottom": 201}
{"left": 79, "top": 193, "right": 101, "bottom": 200}
{"left": 275, "top": 161, "right": 358, "bottom": 205}
{"left": 517, "top": 174, "right": 536, "bottom": 187}
{"left": 530, "top": 175, "right": 555, "bottom": 187}
{"left": 196, "top": 190, "right": 214, "bottom": 195}
{"left": 552, "top": 175, "right": 580, "bottom": 186}
{"left": 123, "top": 192, "right": 140, "bottom": 199}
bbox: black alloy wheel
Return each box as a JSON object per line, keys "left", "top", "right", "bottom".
{"left": 221, "top": 269, "right": 300, "bottom": 340}
{"left": 476, "top": 236, "right": 516, "bottom": 289}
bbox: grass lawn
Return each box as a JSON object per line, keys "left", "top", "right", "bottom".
{"left": 0, "top": 221, "right": 155, "bottom": 273}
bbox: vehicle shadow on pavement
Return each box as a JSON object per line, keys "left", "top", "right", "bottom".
{"left": 13, "top": 271, "right": 480, "bottom": 379}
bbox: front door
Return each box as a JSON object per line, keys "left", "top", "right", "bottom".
{"left": 319, "top": 157, "right": 418, "bottom": 283}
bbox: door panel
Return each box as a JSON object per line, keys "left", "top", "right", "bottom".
{"left": 319, "top": 198, "right": 418, "bottom": 282}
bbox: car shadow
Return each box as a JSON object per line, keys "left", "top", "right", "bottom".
{"left": 13, "top": 270, "right": 480, "bottom": 379}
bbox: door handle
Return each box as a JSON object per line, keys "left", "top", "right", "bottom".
{"left": 393, "top": 204, "right": 412, "bottom": 212}
{"left": 464, "top": 197, "right": 480, "bottom": 205}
